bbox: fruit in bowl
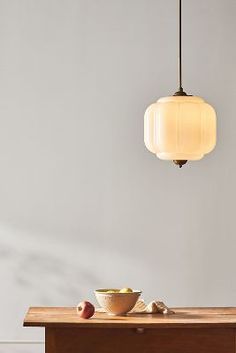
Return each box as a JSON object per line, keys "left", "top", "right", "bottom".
{"left": 119, "top": 287, "right": 133, "bottom": 293}
{"left": 95, "top": 288, "right": 141, "bottom": 315}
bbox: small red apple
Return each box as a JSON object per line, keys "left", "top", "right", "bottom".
{"left": 77, "top": 301, "right": 95, "bottom": 319}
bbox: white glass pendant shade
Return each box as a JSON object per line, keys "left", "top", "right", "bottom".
{"left": 144, "top": 96, "right": 216, "bottom": 162}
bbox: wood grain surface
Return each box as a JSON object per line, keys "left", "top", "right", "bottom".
{"left": 45, "top": 327, "right": 235, "bottom": 353}
{"left": 24, "top": 307, "right": 236, "bottom": 328}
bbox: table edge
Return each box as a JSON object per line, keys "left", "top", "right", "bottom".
{"left": 23, "top": 306, "right": 236, "bottom": 329}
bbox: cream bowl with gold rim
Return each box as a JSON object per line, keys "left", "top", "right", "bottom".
{"left": 94, "top": 289, "right": 142, "bottom": 315}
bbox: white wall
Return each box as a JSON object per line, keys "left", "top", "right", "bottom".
{"left": 0, "top": 0, "right": 235, "bottom": 350}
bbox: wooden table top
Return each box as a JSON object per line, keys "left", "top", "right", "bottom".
{"left": 24, "top": 307, "right": 236, "bottom": 329}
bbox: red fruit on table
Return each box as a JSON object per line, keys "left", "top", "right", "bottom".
{"left": 77, "top": 301, "right": 95, "bottom": 319}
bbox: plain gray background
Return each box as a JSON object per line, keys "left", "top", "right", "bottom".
{"left": 0, "top": 0, "right": 235, "bottom": 351}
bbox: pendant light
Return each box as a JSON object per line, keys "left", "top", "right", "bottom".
{"left": 144, "top": 0, "right": 217, "bottom": 168}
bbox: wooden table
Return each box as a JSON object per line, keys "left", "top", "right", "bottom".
{"left": 24, "top": 307, "right": 236, "bottom": 353}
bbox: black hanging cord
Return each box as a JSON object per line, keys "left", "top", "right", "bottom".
{"left": 174, "top": 0, "right": 187, "bottom": 96}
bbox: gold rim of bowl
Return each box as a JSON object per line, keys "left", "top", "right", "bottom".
{"left": 94, "top": 289, "right": 142, "bottom": 295}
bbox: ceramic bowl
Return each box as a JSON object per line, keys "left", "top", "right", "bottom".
{"left": 94, "top": 289, "right": 142, "bottom": 315}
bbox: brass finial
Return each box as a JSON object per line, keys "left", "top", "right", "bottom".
{"left": 173, "top": 160, "right": 188, "bottom": 168}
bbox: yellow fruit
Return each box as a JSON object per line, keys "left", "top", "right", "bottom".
{"left": 106, "top": 289, "right": 118, "bottom": 293}
{"left": 119, "top": 287, "right": 133, "bottom": 293}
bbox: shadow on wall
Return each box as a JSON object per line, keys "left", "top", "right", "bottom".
{"left": 0, "top": 224, "right": 108, "bottom": 307}
{"left": 0, "top": 228, "right": 99, "bottom": 306}
{"left": 0, "top": 223, "right": 149, "bottom": 305}
{"left": 0, "top": 222, "right": 152, "bottom": 341}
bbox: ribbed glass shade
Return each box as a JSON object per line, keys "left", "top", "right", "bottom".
{"left": 144, "top": 96, "right": 216, "bottom": 161}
